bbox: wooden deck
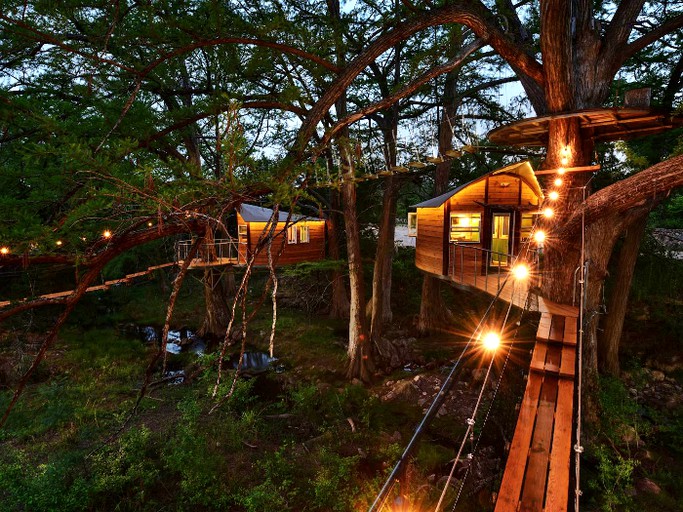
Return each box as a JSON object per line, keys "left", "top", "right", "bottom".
{"left": 495, "top": 306, "right": 578, "bottom": 512}
{"left": 446, "top": 270, "right": 536, "bottom": 311}
{"left": 177, "top": 256, "right": 239, "bottom": 268}
{"left": 0, "top": 263, "right": 176, "bottom": 308}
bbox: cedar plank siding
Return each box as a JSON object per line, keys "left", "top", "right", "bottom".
{"left": 236, "top": 213, "right": 325, "bottom": 266}
{"left": 415, "top": 207, "right": 445, "bottom": 275}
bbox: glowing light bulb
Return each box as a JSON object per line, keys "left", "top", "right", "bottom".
{"left": 147, "top": 221, "right": 153, "bottom": 227}
{"left": 103, "top": 230, "right": 112, "bottom": 238}
{"left": 554, "top": 178, "right": 563, "bottom": 187}
{"left": 534, "top": 230, "right": 546, "bottom": 243}
{"left": 548, "top": 191, "right": 559, "bottom": 201}
{"left": 481, "top": 332, "right": 501, "bottom": 351}
{"left": 560, "top": 156, "right": 569, "bottom": 166}
{"left": 0, "top": 247, "right": 9, "bottom": 255}
{"left": 558, "top": 167, "right": 566, "bottom": 175}
{"left": 56, "top": 240, "right": 63, "bottom": 246}
{"left": 543, "top": 208, "right": 554, "bottom": 218}
{"left": 511, "top": 264, "right": 529, "bottom": 280}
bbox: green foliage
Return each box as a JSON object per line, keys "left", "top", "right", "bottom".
{"left": 588, "top": 445, "right": 638, "bottom": 512}
{"left": 598, "top": 375, "right": 650, "bottom": 447}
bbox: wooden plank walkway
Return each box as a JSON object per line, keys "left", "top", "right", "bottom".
{"left": 495, "top": 306, "right": 578, "bottom": 512}
{"left": 0, "top": 262, "right": 176, "bottom": 308}
{"left": 446, "top": 270, "right": 533, "bottom": 310}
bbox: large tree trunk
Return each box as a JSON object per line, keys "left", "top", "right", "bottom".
{"left": 340, "top": 145, "right": 374, "bottom": 382}
{"left": 600, "top": 211, "right": 649, "bottom": 376}
{"left": 198, "top": 266, "right": 231, "bottom": 340}
{"left": 370, "top": 174, "right": 400, "bottom": 340}
{"left": 328, "top": 189, "right": 350, "bottom": 319}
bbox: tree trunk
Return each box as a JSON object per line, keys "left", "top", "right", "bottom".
{"left": 370, "top": 176, "right": 399, "bottom": 340}
{"left": 600, "top": 211, "right": 649, "bottom": 376}
{"left": 198, "top": 266, "right": 231, "bottom": 340}
{"left": 328, "top": 189, "right": 350, "bottom": 319}
{"left": 340, "top": 146, "right": 374, "bottom": 382}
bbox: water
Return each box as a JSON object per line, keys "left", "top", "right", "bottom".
{"left": 228, "top": 352, "right": 278, "bottom": 374}
{"left": 136, "top": 326, "right": 205, "bottom": 355}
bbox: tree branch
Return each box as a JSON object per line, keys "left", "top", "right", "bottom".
{"left": 618, "top": 14, "right": 683, "bottom": 70}
{"left": 560, "top": 154, "right": 683, "bottom": 237}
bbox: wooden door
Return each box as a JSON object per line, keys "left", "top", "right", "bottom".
{"left": 491, "top": 213, "right": 510, "bottom": 265}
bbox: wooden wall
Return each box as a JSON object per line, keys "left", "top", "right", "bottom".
{"left": 236, "top": 214, "right": 326, "bottom": 266}
{"left": 415, "top": 207, "right": 445, "bottom": 275}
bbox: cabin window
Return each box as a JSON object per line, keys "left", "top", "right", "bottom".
{"left": 450, "top": 212, "right": 481, "bottom": 243}
{"left": 298, "top": 224, "right": 310, "bottom": 243}
{"left": 520, "top": 213, "right": 534, "bottom": 240}
{"left": 238, "top": 225, "right": 248, "bottom": 244}
{"left": 287, "top": 225, "right": 297, "bottom": 244}
{"left": 407, "top": 212, "right": 417, "bottom": 237}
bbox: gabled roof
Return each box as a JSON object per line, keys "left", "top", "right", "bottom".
{"left": 411, "top": 160, "right": 543, "bottom": 208}
{"left": 239, "top": 204, "right": 323, "bottom": 223}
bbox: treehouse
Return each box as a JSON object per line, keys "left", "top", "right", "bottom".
{"left": 176, "top": 204, "right": 327, "bottom": 268}
{"left": 236, "top": 204, "right": 326, "bottom": 266}
{"left": 410, "top": 161, "right": 543, "bottom": 303}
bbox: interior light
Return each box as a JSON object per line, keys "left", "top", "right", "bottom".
{"left": 511, "top": 264, "right": 529, "bottom": 280}
{"left": 481, "top": 332, "right": 501, "bottom": 351}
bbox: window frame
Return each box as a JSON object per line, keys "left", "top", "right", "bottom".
{"left": 407, "top": 212, "right": 418, "bottom": 237}
{"left": 298, "top": 224, "right": 310, "bottom": 243}
{"left": 287, "top": 225, "right": 298, "bottom": 244}
{"left": 449, "top": 212, "right": 481, "bottom": 243}
{"left": 238, "top": 225, "right": 248, "bottom": 244}
{"left": 520, "top": 213, "right": 534, "bottom": 240}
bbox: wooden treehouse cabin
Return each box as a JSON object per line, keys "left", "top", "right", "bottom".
{"left": 409, "top": 161, "right": 544, "bottom": 307}
{"left": 175, "top": 204, "right": 326, "bottom": 268}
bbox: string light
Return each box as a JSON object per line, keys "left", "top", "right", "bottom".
{"left": 481, "top": 332, "right": 501, "bottom": 351}
{"left": 511, "top": 264, "right": 529, "bottom": 280}
{"left": 0, "top": 247, "right": 9, "bottom": 255}
{"left": 147, "top": 221, "right": 154, "bottom": 227}
{"left": 554, "top": 177, "right": 563, "bottom": 187}
{"left": 55, "top": 240, "right": 63, "bottom": 246}
{"left": 558, "top": 167, "right": 566, "bottom": 175}
{"left": 534, "top": 230, "right": 547, "bottom": 243}
{"left": 548, "top": 191, "right": 559, "bottom": 201}
{"left": 560, "top": 145, "right": 570, "bottom": 166}
{"left": 543, "top": 207, "right": 554, "bottom": 218}
{"left": 103, "top": 230, "right": 112, "bottom": 238}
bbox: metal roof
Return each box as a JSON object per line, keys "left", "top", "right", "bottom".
{"left": 411, "top": 160, "right": 543, "bottom": 208}
{"left": 239, "top": 204, "right": 322, "bottom": 223}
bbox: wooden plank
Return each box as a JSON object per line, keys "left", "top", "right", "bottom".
{"left": 530, "top": 341, "right": 548, "bottom": 374}
{"left": 519, "top": 376, "right": 559, "bottom": 512}
{"left": 559, "top": 345, "right": 576, "bottom": 378}
{"left": 544, "top": 345, "right": 562, "bottom": 374}
{"left": 549, "top": 315, "right": 566, "bottom": 343}
{"left": 563, "top": 318, "right": 578, "bottom": 345}
{"left": 538, "top": 297, "right": 578, "bottom": 318}
{"left": 537, "top": 313, "right": 552, "bottom": 340}
{"left": 495, "top": 373, "right": 544, "bottom": 511}
{"left": 545, "top": 379, "right": 575, "bottom": 512}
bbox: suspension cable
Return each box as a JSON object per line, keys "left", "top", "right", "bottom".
{"left": 574, "top": 185, "right": 587, "bottom": 511}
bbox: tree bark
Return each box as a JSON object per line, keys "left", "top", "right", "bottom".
{"left": 600, "top": 211, "right": 649, "bottom": 376}
{"left": 198, "top": 266, "right": 231, "bottom": 340}
{"left": 340, "top": 144, "right": 374, "bottom": 382}
{"left": 328, "top": 188, "right": 350, "bottom": 319}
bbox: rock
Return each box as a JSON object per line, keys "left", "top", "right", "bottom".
{"left": 635, "top": 478, "right": 661, "bottom": 495}
{"left": 651, "top": 370, "right": 666, "bottom": 382}
{"left": 351, "top": 378, "right": 362, "bottom": 386}
{"left": 471, "top": 368, "right": 486, "bottom": 385}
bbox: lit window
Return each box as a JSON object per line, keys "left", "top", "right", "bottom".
{"left": 450, "top": 213, "right": 481, "bottom": 243}
{"left": 238, "top": 225, "right": 248, "bottom": 243}
{"left": 298, "top": 225, "right": 310, "bottom": 243}
{"left": 521, "top": 213, "right": 534, "bottom": 240}
{"left": 287, "top": 226, "right": 297, "bottom": 244}
{"left": 407, "top": 212, "right": 417, "bottom": 237}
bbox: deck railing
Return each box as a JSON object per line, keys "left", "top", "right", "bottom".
{"left": 448, "top": 242, "right": 540, "bottom": 296}
{"left": 175, "top": 238, "right": 240, "bottom": 264}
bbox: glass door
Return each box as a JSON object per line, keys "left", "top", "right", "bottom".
{"left": 491, "top": 213, "right": 510, "bottom": 265}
